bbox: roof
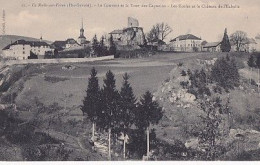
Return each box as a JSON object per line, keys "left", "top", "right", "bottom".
{"left": 2, "top": 39, "right": 50, "bottom": 50}
{"left": 201, "top": 41, "right": 208, "bottom": 46}
{"left": 109, "top": 30, "right": 123, "bottom": 34}
{"left": 150, "top": 39, "right": 166, "bottom": 45}
{"left": 246, "top": 38, "right": 257, "bottom": 44}
{"left": 51, "top": 41, "right": 67, "bottom": 49}
{"left": 66, "top": 38, "right": 79, "bottom": 44}
{"left": 203, "top": 42, "right": 221, "bottom": 48}
{"left": 170, "top": 34, "right": 201, "bottom": 42}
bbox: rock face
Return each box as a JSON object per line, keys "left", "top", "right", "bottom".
{"left": 154, "top": 66, "right": 196, "bottom": 108}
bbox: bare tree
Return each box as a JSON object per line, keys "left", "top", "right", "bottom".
{"left": 146, "top": 22, "right": 172, "bottom": 42}
{"left": 230, "top": 31, "right": 248, "bottom": 52}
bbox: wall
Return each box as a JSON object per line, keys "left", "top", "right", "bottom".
{"left": 1, "top": 55, "right": 114, "bottom": 66}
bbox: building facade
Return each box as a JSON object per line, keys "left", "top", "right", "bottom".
{"left": 169, "top": 34, "right": 202, "bottom": 52}
{"left": 2, "top": 40, "right": 53, "bottom": 60}
{"left": 231, "top": 38, "right": 257, "bottom": 53}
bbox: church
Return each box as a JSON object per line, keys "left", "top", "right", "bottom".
{"left": 52, "top": 19, "right": 90, "bottom": 51}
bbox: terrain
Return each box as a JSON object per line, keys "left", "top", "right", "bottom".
{"left": 0, "top": 51, "right": 260, "bottom": 160}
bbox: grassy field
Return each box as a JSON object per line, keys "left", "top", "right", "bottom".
{"left": 3, "top": 51, "right": 257, "bottom": 160}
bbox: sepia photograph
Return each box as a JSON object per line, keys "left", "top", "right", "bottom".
{"left": 0, "top": 0, "right": 260, "bottom": 163}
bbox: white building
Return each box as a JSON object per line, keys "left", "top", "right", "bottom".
{"left": 169, "top": 34, "right": 202, "bottom": 52}
{"left": 2, "top": 40, "right": 53, "bottom": 60}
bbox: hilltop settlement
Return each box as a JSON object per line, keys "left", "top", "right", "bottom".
{"left": 1, "top": 17, "right": 260, "bottom": 60}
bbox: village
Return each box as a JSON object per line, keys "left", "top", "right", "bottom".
{"left": 1, "top": 17, "right": 259, "bottom": 60}
{"left": 1, "top": 2, "right": 260, "bottom": 162}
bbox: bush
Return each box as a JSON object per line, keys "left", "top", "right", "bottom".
{"left": 211, "top": 55, "right": 240, "bottom": 90}
{"left": 181, "top": 70, "right": 187, "bottom": 76}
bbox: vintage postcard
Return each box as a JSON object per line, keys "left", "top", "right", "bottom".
{"left": 0, "top": 0, "right": 260, "bottom": 163}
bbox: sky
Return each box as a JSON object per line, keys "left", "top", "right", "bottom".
{"left": 1, "top": 0, "right": 260, "bottom": 42}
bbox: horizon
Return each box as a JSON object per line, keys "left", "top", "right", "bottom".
{"left": 1, "top": 0, "right": 260, "bottom": 43}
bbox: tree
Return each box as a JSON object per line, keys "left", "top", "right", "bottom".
{"left": 211, "top": 55, "right": 240, "bottom": 91}
{"left": 108, "top": 34, "right": 117, "bottom": 57}
{"left": 81, "top": 67, "right": 101, "bottom": 141}
{"left": 230, "top": 31, "right": 248, "bottom": 52}
{"left": 198, "top": 97, "right": 228, "bottom": 160}
{"left": 99, "top": 70, "right": 120, "bottom": 160}
{"left": 146, "top": 23, "right": 173, "bottom": 42}
{"left": 98, "top": 36, "right": 108, "bottom": 57}
{"left": 119, "top": 73, "right": 137, "bottom": 159}
{"left": 220, "top": 28, "right": 231, "bottom": 52}
{"left": 91, "top": 34, "right": 99, "bottom": 56}
{"left": 135, "top": 91, "right": 163, "bottom": 158}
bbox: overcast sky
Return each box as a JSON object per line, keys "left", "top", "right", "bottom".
{"left": 1, "top": 0, "right": 260, "bottom": 42}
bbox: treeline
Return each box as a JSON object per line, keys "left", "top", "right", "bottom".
{"left": 81, "top": 68, "right": 163, "bottom": 160}
{"left": 91, "top": 34, "right": 117, "bottom": 57}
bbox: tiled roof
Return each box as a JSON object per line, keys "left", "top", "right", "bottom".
{"left": 170, "top": 34, "right": 201, "bottom": 42}
{"left": 2, "top": 40, "right": 50, "bottom": 50}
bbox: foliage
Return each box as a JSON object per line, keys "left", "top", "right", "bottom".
{"left": 98, "top": 70, "right": 121, "bottom": 133}
{"left": 211, "top": 55, "right": 240, "bottom": 91}
{"left": 108, "top": 34, "right": 117, "bottom": 56}
{"left": 91, "top": 34, "right": 99, "bottom": 56}
{"left": 135, "top": 91, "right": 163, "bottom": 130}
{"left": 187, "top": 69, "right": 211, "bottom": 98}
{"left": 198, "top": 97, "right": 228, "bottom": 160}
{"left": 220, "top": 28, "right": 231, "bottom": 52}
{"left": 230, "top": 31, "right": 248, "bottom": 52}
{"left": 146, "top": 22, "right": 173, "bottom": 42}
{"left": 119, "top": 73, "right": 137, "bottom": 133}
{"left": 81, "top": 67, "right": 101, "bottom": 124}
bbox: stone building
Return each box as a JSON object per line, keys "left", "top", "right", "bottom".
{"left": 109, "top": 17, "right": 146, "bottom": 49}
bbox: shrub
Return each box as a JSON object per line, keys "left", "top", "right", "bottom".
{"left": 211, "top": 55, "right": 240, "bottom": 90}
{"left": 181, "top": 70, "right": 187, "bottom": 76}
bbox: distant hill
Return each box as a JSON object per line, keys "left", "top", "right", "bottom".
{"left": 0, "top": 35, "right": 52, "bottom": 54}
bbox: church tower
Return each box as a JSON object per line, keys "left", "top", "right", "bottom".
{"left": 78, "top": 18, "right": 86, "bottom": 45}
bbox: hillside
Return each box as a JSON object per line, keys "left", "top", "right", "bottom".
{"left": 0, "top": 35, "right": 52, "bottom": 54}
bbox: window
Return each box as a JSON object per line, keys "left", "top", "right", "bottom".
{"left": 23, "top": 51, "right": 25, "bottom": 54}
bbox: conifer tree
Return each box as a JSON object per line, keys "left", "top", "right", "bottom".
{"left": 220, "top": 28, "right": 231, "bottom": 52}
{"left": 109, "top": 34, "right": 117, "bottom": 56}
{"left": 119, "top": 73, "right": 137, "bottom": 159}
{"left": 99, "top": 70, "right": 120, "bottom": 160}
{"left": 91, "top": 34, "right": 99, "bottom": 56}
{"left": 135, "top": 91, "right": 163, "bottom": 158}
{"left": 81, "top": 67, "right": 101, "bottom": 141}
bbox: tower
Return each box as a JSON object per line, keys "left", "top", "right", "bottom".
{"left": 78, "top": 18, "right": 86, "bottom": 45}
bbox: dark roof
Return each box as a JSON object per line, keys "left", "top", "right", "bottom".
{"left": 150, "top": 39, "right": 166, "bottom": 45}
{"left": 203, "top": 42, "right": 221, "bottom": 48}
{"left": 109, "top": 30, "right": 123, "bottom": 34}
{"left": 170, "top": 34, "right": 201, "bottom": 42}
{"left": 201, "top": 41, "right": 208, "bottom": 46}
{"left": 2, "top": 39, "right": 50, "bottom": 50}
{"left": 51, "top": 41, "right": 67, "bottom": 50}
{"left": 66, "top": 38, "right": 79, "bottom": 44}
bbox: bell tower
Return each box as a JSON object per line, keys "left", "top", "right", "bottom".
{"left": 78, "top": 18, "right": 86, "bottom": 45}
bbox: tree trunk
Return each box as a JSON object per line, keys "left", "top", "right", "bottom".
{"left": 257, "top": 68, "right": 260, "bottom": 95}
{"left": 123, "top": 132, "right": 126, "bottom": 159}
{"left": 108, "top": 127, "right": 111, "bottom": 160}
{"left": 123, "top": 125, "right": 126, "bottom": 159}
{"left": 92, "top": 122, "right": 95, "bottom": 141}
{"left": 147, "top": 127, "right": 150, "bottom": 157}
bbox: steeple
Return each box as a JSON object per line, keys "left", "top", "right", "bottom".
{"left": 78, "top": 18, "right": 86, "bottom": 45}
